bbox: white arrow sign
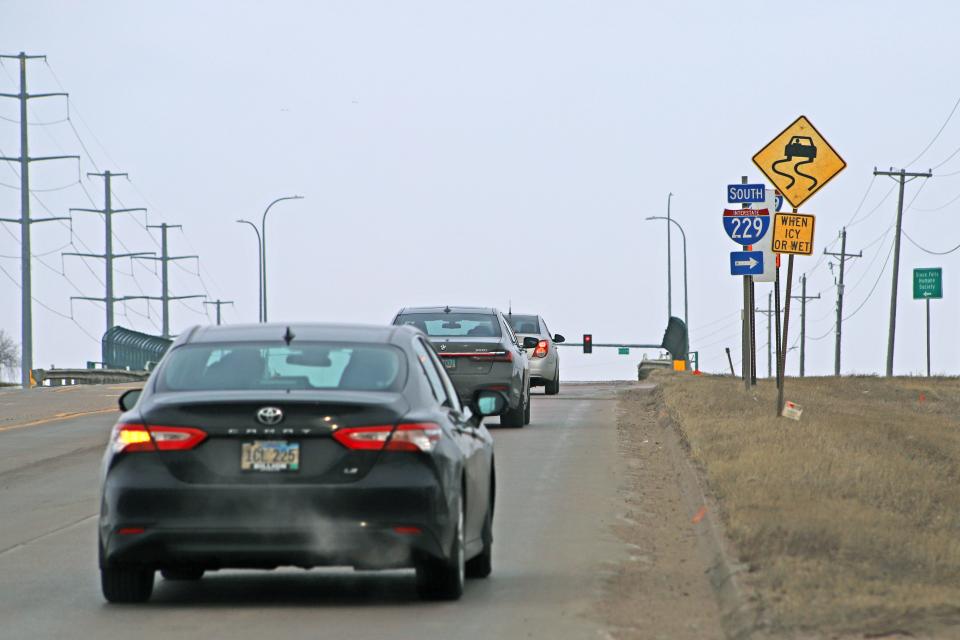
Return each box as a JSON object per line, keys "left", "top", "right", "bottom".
{"left": 734, "top": 257, "right": 759, "bottom": 268}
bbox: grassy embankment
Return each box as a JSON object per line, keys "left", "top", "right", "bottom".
{"left": 653, "top": 371, "right": 960, "bottom": 636}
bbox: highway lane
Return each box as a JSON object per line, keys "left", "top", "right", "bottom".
{"left": 0, "top": 383, "right": 629, "bottom": 639}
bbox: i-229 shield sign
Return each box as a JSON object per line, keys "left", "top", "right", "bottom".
{"left": 723, "top": 208, "right": 770, "bottom": 246}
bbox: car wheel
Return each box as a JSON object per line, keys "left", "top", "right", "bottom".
{"left": 416, "top": 494, "right": 465, "bottom": 600}
{"left": 101, "top": 566, "right": 155, "bottom": 603}
{"left": 500, "top": 387, "right": 526, "bottom": 428}
{"left": 161, "top": 568, "right": 205, "bottom": 581}
{"left": 466, "top": 478, "right": 494, "bottom": 579}
{"left": 544, "top": 368, "right": 560, "bottom": 395}
{"left": 523, "top": 384, "right": 531, "bottom": 424}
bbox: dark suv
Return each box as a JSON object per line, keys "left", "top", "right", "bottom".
{"left": 392, "top": 306, "right": 536, "bottom": 428}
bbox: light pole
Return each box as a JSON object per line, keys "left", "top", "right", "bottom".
{"left": 261, "top": 195, "right": 304, "bottom": 322}
{"left": 647, "top": 215, "right": 687, "bottom": 334}
{"left": 236, "top": 219, "right": 263, "bottom": 322}
{"left": 666, "top": 193, "right": 673, "bottom": 319}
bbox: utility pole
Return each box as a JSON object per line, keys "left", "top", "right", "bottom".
{"left": 755, "top": 292, "right": 774, "bottom": 378}
{"left": 0, "top": 52, "right": 77, "bottom": 388}
{"left": 128, "top": 223, "right": 203, "bottom": 338}
{"left": 824, "top": 227, "right": 861, "bottom": 376}
{"left": 65, "top": 171, "right": 152, "bottom": 336}
{"left": 873, "top": 167, "right": 932, "bottom": 376}
{"left": 791, "top": 274, "right": 820, "bottom": 377}
{"left": 203, "top": 299, "right": 233, "bottom": 325}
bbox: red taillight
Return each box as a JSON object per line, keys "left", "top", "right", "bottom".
{"left": 117, "top": 527, "right": 146, "bottom": 535}
{"left": 393, "top": 526, "right": 422, "bottom": 535}
{"left": 333, "top": 423, "right": 442, "bottom": 453}
{"left": 533, "top": 340, "right": 549, "bottom": 358}
{"left": 111, "top": 423, "right": 207, "bottom": 453}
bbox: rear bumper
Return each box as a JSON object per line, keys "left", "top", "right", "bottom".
{"left": 448, "top": 374, "right": 519, "bottom": 408}
{"left": 100, "top": 458, "right": 454, "bottom": 570}
{"left": 528, "top": 355, "right": 556, "bottom": 382}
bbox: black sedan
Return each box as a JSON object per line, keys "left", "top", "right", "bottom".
{"left": 98, "top": 323, "right": 504, "bottom": 603}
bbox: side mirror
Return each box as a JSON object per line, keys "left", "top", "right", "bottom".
{"left": 470, "top": 389, "right": 508, "bottom": 418}
{"left": 553, "top": 334, "right": 565, "bottom": 343}
{"left": 521, "top": 336, "right": 540, "bottom": 349}
{"left": 118, "top": 389, "right": 142, "bottom": 412}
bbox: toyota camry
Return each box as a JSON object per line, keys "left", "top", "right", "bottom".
{"left": 98, "top": 323, "right": 504, "bottom": 603}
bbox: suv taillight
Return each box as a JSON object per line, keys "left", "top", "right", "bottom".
{"left": 111, "top": 423, "right": 208, "bottom": 453}
{"left": 333, "top": 423, "right": 442, "bottom": 453}
{"left": 533, "top": 340, "right": 549, "bottom": 358}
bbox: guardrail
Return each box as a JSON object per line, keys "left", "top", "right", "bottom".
{"left": 33, "top": 368, "right": 149, "bottom": 387}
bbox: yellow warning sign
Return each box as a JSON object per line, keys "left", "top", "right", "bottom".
{"left": 772, "top": 213, "right": 815, "bottom": 256}
{"left": 752, "top": 116, "right": 846, "bottom": 208}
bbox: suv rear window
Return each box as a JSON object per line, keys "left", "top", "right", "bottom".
{"left": 395, "top": 313, "right": 502, "bottom": 338}
{"left": 507, "top": 315, "right": 540, "bottom": 334}
{"left": 157, "top": 342, "right": 405, "bottom": 392}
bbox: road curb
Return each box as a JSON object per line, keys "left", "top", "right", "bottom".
{"left": 652, "top": 386, "right": 769, "bottom": 640}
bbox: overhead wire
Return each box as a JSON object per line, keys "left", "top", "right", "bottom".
{"left": 903, "top": 94, "right": 960, "bottom": 168}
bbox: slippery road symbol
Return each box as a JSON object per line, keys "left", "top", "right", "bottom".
{"left": 771, "top": 136, "right": 818, "bottom": 192}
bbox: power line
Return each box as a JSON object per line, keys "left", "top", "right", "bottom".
{"left": 902, "top": 229, "right": 960, "bottom": 255}
{"left": 903, "top": 94, "right": 960, "bottom": 168}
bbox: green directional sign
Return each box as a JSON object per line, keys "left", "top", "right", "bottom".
{"left": 913, "top": 268, "right": 943, "bottom": 300}
{"left": 618, "top": 347, "right": 630, "bottom": 355}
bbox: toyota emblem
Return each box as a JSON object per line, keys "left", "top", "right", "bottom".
{"left": 256, "top": 406, "right": 284, "bottom": 425}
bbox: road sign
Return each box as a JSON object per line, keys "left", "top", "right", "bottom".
{"left": 772, "top": 212, "right": 816, "bottom": 255}
{"left": 775, "top": 192, "right": 784, "bottom": 212}
{"left": 730, "top": 251, "right": 764, "bottom": 276}
{"left": 752, "top": 189, "right": 778, "bottom": 282}
{"left": 752, "top": 115, "right": 846, "bottom": 208}
{"left": 727, "top": 183, "right": 766, "bottom": 204}
{"left": 618, "top": 347, "right": 630, "bottom": 355}
{"left": 913, "top": 268, "right": 943, "bottom": 299}
{"left": 722, "top": 208, "right": 770, "bottom": 246}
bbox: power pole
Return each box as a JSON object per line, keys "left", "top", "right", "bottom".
{"left": 873, "top": 167, "right": 932, "bottom": 376}
{"left": 127, "top": 223, "right": 203, "bottom": 338}
{"left": 824, "top": 227, "right": 861, "bottom": 376}
{"left": 755, "top": 292, "right": 774, "bottom": 378}
{"left": 203, "top": 299, "right": 233, "bottom": 325}
{"left": 791, "top": 274, "right": 820, "bottom": 377}
{"left": 65, "top": 171, "right": 152, "bottom": 336}
{"left": 0, "top": 52, "right": 77, "bottom": 388}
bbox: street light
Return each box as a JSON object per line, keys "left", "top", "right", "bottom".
{"left": 647, "top": 215, "right": 688, "bottom": 335}
{"left": 261, "top": 195, "right": 304, "bottom": 322}
{"left": 236, "top": 219, "right": 263, "bottom": 322}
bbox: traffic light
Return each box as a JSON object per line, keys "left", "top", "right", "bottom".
{"left": 583, "top": 334, "right": 592, "bottom": 354}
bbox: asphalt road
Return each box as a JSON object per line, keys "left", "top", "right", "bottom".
{"left": 0, "top": 383, "right": 631, "bottom": 639}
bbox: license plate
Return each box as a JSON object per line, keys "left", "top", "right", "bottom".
{"left": 443, "top": 358, "right": 456, "bottom": 370}
{"left": 241, "top": 440, "right": 300, "bottom": 472}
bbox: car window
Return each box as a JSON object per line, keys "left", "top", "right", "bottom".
{"left": 395, "top": 312, "right": 502, "bottom": 338}
{"left": 412, "top": 338, "right": 450, "bottom": 405}
{"left": 507, "top": 314, "right": 541, "bottom": 335}
{"left": 422, "top": 342, "right": 463, "bottom": 413}
{"left": 157, "top": 342, "right": 406, "bottom": 392}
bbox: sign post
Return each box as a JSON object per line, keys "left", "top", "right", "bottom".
{"left": 753, "top": 115, "right": 845, "bottom": 416}
{"left": 913, "top": 268, "right": 942, "bottom": 377}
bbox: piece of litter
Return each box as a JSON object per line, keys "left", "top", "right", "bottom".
{"left": 781, "top": 401, "right": 803, "bottom": 421}
{"left": 691, "top": 506, "right": 707, "bottom": 524}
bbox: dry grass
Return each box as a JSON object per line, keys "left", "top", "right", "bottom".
{"left": 652, "top": 371, "right": 960, "bottom": 637}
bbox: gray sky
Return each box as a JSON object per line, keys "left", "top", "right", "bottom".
{"left": 1, "top": 0, "right": 959, "bottom": 380}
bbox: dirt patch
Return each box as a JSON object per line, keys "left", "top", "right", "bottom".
{"left": 654, "top": 371, "right": 960, "bottom": 639}
{"left": 595, "top": 385, "right": 726, "bottom": 640}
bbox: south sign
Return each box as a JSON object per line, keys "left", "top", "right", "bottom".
{"left": 722, "top": 208, "right": 770, "bottom": 246}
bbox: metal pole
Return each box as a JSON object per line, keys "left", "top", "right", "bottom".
{"left": 236, "top": 220, "right": 262, "bottom": 322}
{"left": 17, "top": 54, "right": 31, "bottom": 388}
{"left": 159, "top": 224, "right": 170, "bottom": 338}
{"left": 926, "top": 298, "right": 931, "bottom": 377}
{"left": 835, "top": 228, "right": 846, "bottom": 376}
{"left": 104, "top": 171, "right": 114, "bottom": 332}
{"left": 774, "top": 261, "right": 782, "bottom": 389}
{"left": 666, "top": 192, "right": 673, "bottom": 320}
{"left": 886, "top": 170, "right": 906, "bottom": 377}
{"left": 682, "top": 223, "right": 688, "bottom": 333}
{"left": 260, "top": 195, "right": 303, "bottom": 323}
{"left": 742, "top": 280, "right": 750, "bottom": 390}
{"left": 767, "top": 292, "right": 772, "bottom": 378}
{"left": 777, "top": 254, "right": 795, "bottom": 416}
{"left": 800, "top": 274, "right": 807, "bottom": 377}
{"left": 749, "top": 277, "right": 756, "bottom": 384}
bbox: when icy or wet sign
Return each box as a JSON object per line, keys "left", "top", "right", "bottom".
{"left": 752, "top": 116, "right": 846, "bottom": 208}
{"left": 772, "top": 213, "right": 816, "bottom": 256}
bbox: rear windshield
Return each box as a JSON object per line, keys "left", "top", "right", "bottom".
{"left": 156, "top": 342, "right": 406, "bottom": 392}
{"left": 507, "top": 315, "right": 540, "bottom": 334}
{"left": 395, "top": 313, "right": 502, "bottom": 338}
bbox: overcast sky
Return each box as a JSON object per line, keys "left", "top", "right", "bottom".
{"left": 1, "top": 0, "right": 959, "bottom": 380}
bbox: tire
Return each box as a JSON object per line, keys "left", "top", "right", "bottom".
{"left": 101, "top": 567, "right": 154, "bottom": 603}
{"left": 416, "top": 494, "right": 465, "bottom": 600}
{"left": 466, "top": 475, "right": 494, "bottom": 579}
{"left": 523, "top": 384, "right": 531, "bottom": 425}
{"left": 500, "top": 386, "right": 526, "bottom": 428}
{"left": 161, "top": 568, "right": 204, "bottom": 581}
{"left": 544, "top": 368, "right": 560, "bottom": 395}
